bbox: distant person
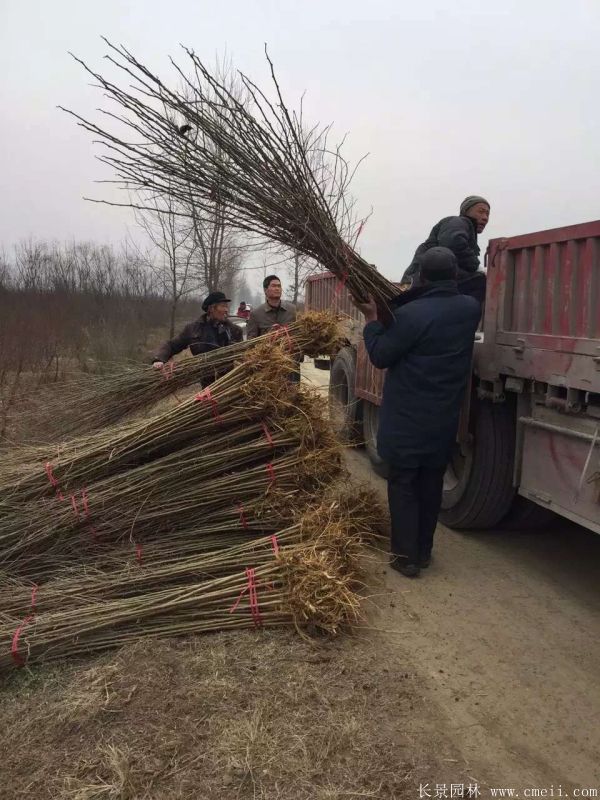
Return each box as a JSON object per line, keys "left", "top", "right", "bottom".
{"left": 246, "top": 275, "right": 297, "bottom": 339}
{"left": 355, "top": 247, "right": 481, "bottom": 578}
{"left": 236, "top": 301, "right": 251, "bottom": 319}
{"left": 152, "top": 291, "right": 242, "bottom": 367}
{"left": 401, "top": 195, "right": 490, "bottom": 305}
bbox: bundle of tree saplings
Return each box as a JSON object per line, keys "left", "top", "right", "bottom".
{"left": 4, "top": 488, "right": 303, "bottom": 583}
{"left": 0, "top": 397, "right": 341, "bottom": 578}
{"left": 0, "top": 343, "right": 301, "bottom": 504}
{"left": 21, "top": 311, "right": 342, "bottom": 439}
{"left": 65, "top": 42, "right": 398, "bottom": 306}
{"left": 0, "top": 490, "right": 382, "bottom": 670}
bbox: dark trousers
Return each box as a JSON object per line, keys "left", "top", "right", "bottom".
{"left": 387, "top": 465, "right": 446, "bottom": 564}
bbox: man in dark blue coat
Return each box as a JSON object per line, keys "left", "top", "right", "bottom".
{"left": 358, "top": 247, "right": 481, "bottom": 577}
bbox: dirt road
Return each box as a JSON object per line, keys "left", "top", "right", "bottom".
{"left": 1, "top": 362, "right": 598, "bottom": 799}
{"left": 304, "top": 359, "right": 600, "bottom": 793}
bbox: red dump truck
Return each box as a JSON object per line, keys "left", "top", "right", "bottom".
{"left": 306, "top": 220, "right": 600, "bottom": 534}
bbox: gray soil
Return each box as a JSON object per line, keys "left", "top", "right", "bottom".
{"left": 0, "top": 362, "right": 598, "bottom": 798}
{"left": 304, "top": 357, "right": 600, "bottom": 794}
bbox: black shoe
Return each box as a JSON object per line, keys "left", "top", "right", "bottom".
{"left": 390, "top": 558, "right": 420, "bottom": 578}
{"left": 419, "top": 556, "right": 432, "bottom": 569}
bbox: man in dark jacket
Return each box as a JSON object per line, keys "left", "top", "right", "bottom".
{"left": 358, "top": 247, "right": 481, "bottom": 577}
{"left": 402, "top": 195, "right": 490, "bottom": 304}
{"left": 247, "top": 274, "right": 301, "bottom": 382}
{"left": 152, "top": 291, "right": 243, "bottom": 367}
{"left": 246, "top": 275, "right": 297, "bottom": 339}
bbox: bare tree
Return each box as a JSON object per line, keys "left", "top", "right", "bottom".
{"left": 134, "top": 190, "right": 200, "bottom": 336}
{"left": 177, "top": 58, "right": 248, "bottom": 296}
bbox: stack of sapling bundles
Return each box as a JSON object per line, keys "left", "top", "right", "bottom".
{"left": 0, "top": 321, "right": 386, "bottom": 674}
{"left": 0, "top": 346, "right": 342, "bottom": 579}
{"left": 21, "top": 311, "right": 342, "bottom": 439}
{"left": 0, "top": 489, "right": 384, "bottom": 670}
{"left": 0, "top": 343, "right": 301, "bottom": 504}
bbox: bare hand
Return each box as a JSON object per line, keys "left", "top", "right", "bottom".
{"left": 351, "top": 294, "right": 378, "bottom": 322}
{"left": 152, "top": 361, "right": 164, "bottom": 370}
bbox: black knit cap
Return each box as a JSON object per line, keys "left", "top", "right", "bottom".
{"left": 460, "top": 195, "right": 490, "bottom": 216}
{"left": 419, "top": 247, "right": 458, "bottom": 282}
{"left": 202, "top": 291, "right": 231, "bottom": 311}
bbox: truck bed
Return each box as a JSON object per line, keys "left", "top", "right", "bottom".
{"left": 480, "top": 220, "right": 600, "bottom": 392}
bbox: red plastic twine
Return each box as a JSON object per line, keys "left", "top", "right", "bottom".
{"left": 265, "top": 463, "right": 276, "bottom": 486}
{"left": 160, "top": 362, "right": 175, "bottom": 380}
{"left": 70, "top": 494, "right": 80, "bottom": 520}
{"left": 44, "top": 462, "right": 58, "bottom": 488}
{"left": 271, "top": 535, "right": 279, "bottom": 556}
{"left": 45, "top": 462, "right": 64, "bottom": 500}
{"left": 195, "top": 387, "right": 224, "bottom": 426}
{"left": 237, "top": 502, "right": 249, "bottom": 530}
{"left": 11, "top": 615, "right": 34, "bottom": 667}
{"left": 333, "top": 270, "right": 349, "bottom": 299}
{"left": 135, "top": 543, "right": 143, "bottom": 564}
{"left": 247, "top": 568, "right": 262, "bottom": 626}
{"left": 30, "top": 584, "right": 39, "bottom": 612}
{"left": 262, "top": 423, "right": 274, "bottom": 448}
{"left": 229, "top": 567, "right": 262, "bottom": 627}
{"left": 82, "top": 489, "right": 99, "bottom": 541}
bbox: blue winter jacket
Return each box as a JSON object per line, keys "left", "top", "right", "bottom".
{"left": 363, "top": 282, "right": 481, "bottom": 468}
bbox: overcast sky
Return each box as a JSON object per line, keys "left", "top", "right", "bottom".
{"left": 1, "top": 0, "right": 599, "bottom": 284}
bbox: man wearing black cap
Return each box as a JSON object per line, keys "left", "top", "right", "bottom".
{"left": 356, "top": 247, "right": 481, "bottom": 577}
{"left": 402, "top": 196, "right": 490, "bottom": 304}
{"left": 152, "top": 291, "right": 243, "bottom": 368}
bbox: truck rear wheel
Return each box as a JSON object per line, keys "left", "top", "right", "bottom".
{"left": 328, "top": 347, "right": 361, "bottom": 442}
{"left": 362, "top": 401, "right": 389, "bottom": 478}
{"left": 440, "top": 399, "right": 516, "bottom": 529}
{"left": 498, "top": 495, "right": 557, "bottom": 531}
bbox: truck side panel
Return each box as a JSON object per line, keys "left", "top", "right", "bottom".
{"left": 305, "top": 272, "right": 362, "bottom": 324}
{"left": 482, "top": 221, "right": 600, "bottom": 392}
{"left": 306, "top": 272, "right": 390, "bottom": 406}
{"left": 519, "top": 419, "right": 600, "bottom": 534}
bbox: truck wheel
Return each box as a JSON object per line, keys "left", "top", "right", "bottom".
{"left": 328, "top": 347, "right": 361, "bottom": 442}
{"left": 440, "top": 399, "right": 516, "bottom": 530}
{"left": 362, "top": 401, "right": 389, "bottom": 478}
{"left": 498, "top": 495, "right": 557, "bottom": 531}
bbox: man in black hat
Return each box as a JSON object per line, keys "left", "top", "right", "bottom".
{"left": 401, "top": 196, "right": 490, "bottom": 304}
{"left": 355, "top": 247, "right": 481, "bottom": 578}
{"left": 152, "top": 291, "right": 243, "bottom": 368}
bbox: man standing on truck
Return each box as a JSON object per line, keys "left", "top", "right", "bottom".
{"left": 356, "top": 247, "right": 481, "bottom": 577}
{"left": 152, "top": 291, "right": 243, "bottom": 368}
{"left": 401, "top": 196, "right": 490, "bottom": 304}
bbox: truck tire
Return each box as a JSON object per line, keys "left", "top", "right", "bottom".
{"left": 328, "top": 347, "right": 361, "bottom": 442}
{"left": 498, "top": 495, "right": 557, "bottom": 531}
{"left": 440, "top": 399, "right": 516, "bottom": 530}
{"left": 362, "top": 401, "right": 389, "bottom": 478}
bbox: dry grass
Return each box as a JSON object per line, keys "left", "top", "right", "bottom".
{"left": 0, "top": 625, "right": 461, "bottom": 800}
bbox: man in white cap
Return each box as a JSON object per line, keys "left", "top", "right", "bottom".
{"left": 402, "top": 196, "right": 490, "bottom": 303}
